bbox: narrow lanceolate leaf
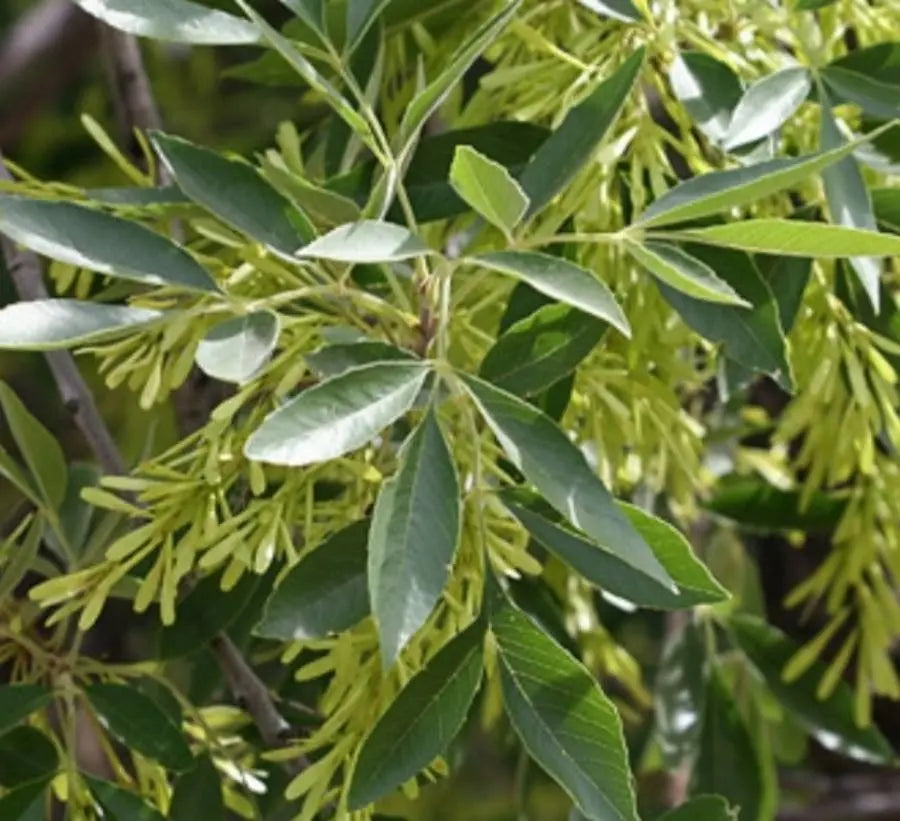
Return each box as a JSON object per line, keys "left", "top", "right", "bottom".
{"left": 462, "top": 375, "right": 673, "bottom": 590}
{"left": 670, "top": 51, "right": 743, "bottom": 142}
{"left": 473, "top": 251, "right": 629, "bottom": 335}
{"left": 0, "top": 196, "right": 217, "bottom": 292}
{"left": 152, "top": 133, "right": 313, "bottom": 254}
{"left": 680, "top": 219, "right": 900, "bottom": 257}
{"left": 625, "top": 241, "right": 747, "bottom": 306}
{"left": 491, "top": 592, "right": 638, "bottom": 821}
{"left": 449, "top": 145, "right": 529, "bottom": 236}
{"left": 657, "top": 246, "right": 790, "bottom": 381}
{"left": 692, "top": 669, "right": 764, "bottom": 821}
{"left": 0, "top": 300, "right": 164, "bottom": 351}
{"left": 520, "top": 48, "right": 644, "bottom": 217}
{"left": 280, "top": 0, "right": 325, "bottom": 34}
{"left": 819, "top": 95, "right": 881, "bottom": 312}
{"left": 722, "top": 67, "right": 811, "bottom": 150}
{"left": 730, "top": 615, "right": 894, "bottom": 764}
{"left": 170, "top": 757, "right": 224, "bottom": 821}
{"left": 0, "top": 383, "right": 66, "bottom": 512}
{"left": 369, "top": 410, "right": 460, "bottom": 665}
{"left": 245, "top": 361, "right": 430, "bottom": 466}
{"left": 255, "top": 520, "right": 370, "bottom": 641}
{"left": 346, "top": 0, "right": 392, "bottom": 52}
{"left": 297, "top": 220, "right": 430, "bottom": 263}
{"left": 635, "top": 142, "right": 866, "bottom": 229}
{"left": 195, "top": 311, "right": 280, "bottom": 385}
{"left": 86, "top": 777, "right": 165, "bottom": 821}
{"left": 576, "top": 0, "right": 642, "bottom": 22}
{"left": 501, "top": 491, "right": 727, "bottom": 609}
{"left": 0, "top": 686, "right": 52, "bottom": 737}
{"left": 658, "top": 796, "right": 737, "bottom": 821}
{"left": 348, "top": 621, "right": 484, "bottom": 809}
{"left": 398, "top": 1, "right": 521, "bottom": 151}
{"left": 822, "top": 66, "right": 900, "bottom": 121}
{"left": 84, "top": 683, "right": 193, "bottom": 771}
{"left": 480, "top": 304, "right": 607, "bottom": 396}
{"left": 71, "top": 0, "right": 258, "bottom": 44}
{"left": 236, "top": 1, "right": 373, "bottom": 146}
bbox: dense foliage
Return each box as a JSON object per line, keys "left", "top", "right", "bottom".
{"left": 0, "top": 0, "right": 899, "bottom": 818}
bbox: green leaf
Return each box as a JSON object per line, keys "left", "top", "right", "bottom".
{"left": 692, "top": 668, "right": 764, "bottom": 821}
{"left": 501, "top": 490, "right": 727, "bottom": 609}
{"left": 757, "top": 254, "right": 811, "bottom": 334}
{"left": 461, "top": 375, "right": 674, "bottom": 590}
{"left": 655, "top": 621, "right": 707, "bottom": 768}
{"left": 0, "top": 300, "right": 164, "bottom": 351}
{"left": 658, "top": 796, "right": 737, "bottom": 821}
{"left": 306, "top": 341, "right": 416, "bottom": 378}
{"left": 873, "top": 186, "right": 900, "bottom": 233}
{"left": 730, "top": 615, "right": 894, "bottom": 764}
{"left": 0, "top": 727, "right": 58, "bottom": 787}
{"left": 491, "top": 591, "right": 638, "bottom": 821}
{"left": 71, "top": 0, "right": 258, "bottom": 44}
{"left": 152, "top": 133, "right": 313, "bottom": 255}
{"left": 449, "top": 145, "right": 529, "bottom": 236}
{"left": 520, "top": 48, "right": 644, "bottom": 217}
{"left": 706, "top": 474, "right": 846, "bottom": 532}
{"left": 0, "top": 382, "right": 67, "bottom": 511}
{"left": 84, "top": 683, "right": 193, "bottom": 771}
{"left": 670, "top": 52, "right": 743, "bottom": 142}
{"left": 245, "top": 361, "right": 430, "bottom": 466}
{"left": 262, "top": 162, "right": 361, "bottom": 225}
{"left": 297, "top": 220, "right": 430, "bottom": 263}
{"left": 0, "top": 780, "right": 49, "bottom": 821}
{"left": 369, "top": 410, "right": 460, "bottom": 665}
{"left": 256, "top": 520, "right": 370, "bottom": 640}
{"left": 722, "top": 67, "right": 811, "bottom": 150}
{"left": 347, "top": 620, "right": 485, "bottom": 809}
{"left": 0, "top": 685, "right": 52, "bottom": 737}
{"left": 822, "top": 65, "right": 900, "bottom": 121}
{"left": 473, "top": 251, "right": 629, "bottom": 334}
{"left": 170, "top": 756, "right": 224, "bottom": 821}
{"left": 85, "top": 186, "right": 188, "bottom": 207}
{"left": 236, "top": 1, "right": 374, "bottom": 146}
{"left": 346, "top": 0, "right": 392, "bottom": 52}
{"left": 0, "top": 514, "right": 43, "bottom": 601}
{"left": 657, "top": 246, "right": 790, "bottom": 381}
{"left": 819, "top": 90, "right": 881, "bottom": 311}
{"left": 86, "top": 777, "right": 165, "bottom": 821}
{"left": 480, "top": 304, "right": 607, "bottom": 396}
{"left": 195, "top": 311, "right": 280, "bottom": 385}
{"left": 635, "top": 144, "right": 863, "bottom": 229}
{"left": 0, "top": 196, "right": 218, "bottom": 293}
{"left": 157, "top": 570, "right": 261, "bottom": 659}
{"left": 280, "top": 0, "right": 326, "bottom": 34}
{"left": 625, "top": 241, "right": 747, "bottom": 306}
{"left": 575, "top": 0, "right": 642, "bottom": 22}
{"left": 398, "top": 1, "right": 521, "bottom": 152}
{"left": 680, "top": 218, "right": 900, "bottom": 257}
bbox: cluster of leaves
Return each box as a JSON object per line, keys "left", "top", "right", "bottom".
{"left": 0, "top": 0, "right": 899, "bottom": 819}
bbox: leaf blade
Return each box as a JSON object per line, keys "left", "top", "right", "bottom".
{"left": 449, "top": 145, "right": 529, "bottom": 235}
{"left": 297, "top": 220, "right": 430, "bottom": 263}
{"left": 196, "top": 311, "right": 280, "bottom": 385}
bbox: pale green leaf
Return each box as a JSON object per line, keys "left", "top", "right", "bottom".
{"left": 195, "top": 311, "right": 280, "bottom": 385}
{"left": 297, "top": 220, "right": 430, "bottom": 263}
{"left": 670, "top": 51, "right": 743, "bottom": 141}
{"left": 722, "top": 67, "right": 811, "bottom": 150}
{"left": 449, "top": 145, "right": 529, "bottom": 236}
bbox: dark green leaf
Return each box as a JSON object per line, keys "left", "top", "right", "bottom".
{"left": 0, "top": 196, "right": 218, "bottom": 292}
{"left": 575, "top": 0, "right": 642, "bottom": 22}
{"left": 501, "top": 490, "right": 727, "bottom": 609}
{"left": 0, "top": 685, "right": 52, "bottom": 737}
{"left": 0, "top": 726, "right": 58, "bottom": 787}
{"left": 463, "top": 375, "right": 673, "bottom": 590}
{"left": 261, "top": 162, "right": 361, "bottom": 225}
{"left": 256, "top": 520, "right": 370, "bottom": 640}
{"left": 449, "top": 145, "right": 529, "bottom": 235}
{"left": 0, "top": 515, "right": 43, "bottom": 600}
{"left": 822, "top": 65, "right": 900, "bottom": 121}
{"left": 658, "top": 795, "right": 737, "bottom": 821}
{"left": 0, "top": 780, "right": 49, "bottom": 821}
{"left": 280, "top": 0, "right": 326, "bottom": 34}
{"left": 71, "top": 0, "right": 258, "bottom": 44}
{"left": 473, "top": 251, "right": 629, "bottom": 334}
{"left": 346, "top": 0, "right": 391, "bottom": 53}
{"left": 730, "top": 615, "right": 894, "bottom": 764}
{"left": 369, "top": 410, "right": 460, "bottom": 665}
{"left": 86, "top": 777, "right": 165, "bottom": 821}
{"left": 196, "top": 311, "right": 280, "bottom": 385}
{"left": 829, "top": 41, "right": 900, "bottom": 84}
{"left": 305, "top": 341, "right": 416, "bottom": 378}
{"left": 655, "top": 621, "right": 707, "bottom": 768}
{"left": 520, "top": 48, "right": 644, "bottom": 216}
{"left": 85, "top": 186, "right": 188, "bottom": 207}
{"left": 0, "top": 300, "right": 164, "bottom": 351}
{"left": 722, "top": 67, "right": 811, "bottom": 150}
{"left": 670, "top": 52, "right": 743, "bottom": 142}
{"left": 756, "top": 255, "right": 811, "bottom": 334}
{"left": 58, "top": 463, "right": 101, "bottom": 557}
{"left": 480, "top": 303, "right": 607, "bottom": 396}
{"left": 347, "top": 620, "right": 484, "bottom": 809}
{"left": 170, "top": 756, "right": 224, "bottom": 821}
{"left": 84, "top": 683, "right": 193, "bottom": 770}
{"left": 297, "top": 221, "right": 430, "bottom": 263}
{"left": 491, "top": 592, "right": 638, "bottom": 821}
{"left": 0, "top": 382, "right": 66, "bottom": 512}
{"left": 692, "top": 668, "right": 763, "bottom": 821}
{"left": 152, "top": 133, "right": 313, "bottom": 254}
{"left": 245, "top": 361, "right": 430, "bottom": 466}
{"left": 873, "top": 186, "right": 900, "bottom": 233}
